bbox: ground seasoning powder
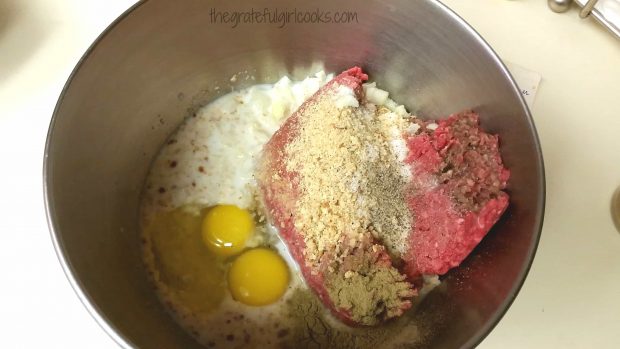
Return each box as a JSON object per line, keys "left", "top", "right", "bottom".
{"left": 281, "top": 289, "right": 425, "bottom": 349}
{"left": 283, "top": 92, "right": 416, "bottom": 324}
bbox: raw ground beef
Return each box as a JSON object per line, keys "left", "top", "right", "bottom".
{"left": 257, "top": 68, "right": 415, "bottom": 326}
{"left": 258, "top": 67, "right": 510, "bottom": 326}
{"left": 403, "top": 112, "right": 510, "bottom": 277}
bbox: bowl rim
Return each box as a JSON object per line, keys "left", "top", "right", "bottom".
{"left": 43, "top": 1, "right": 545, "bottom": 348}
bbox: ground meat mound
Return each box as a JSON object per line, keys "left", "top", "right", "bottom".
{"left": 258, "top": 67, "right": 510, "bottom": 325}
{"left": 403, "top": 112, "right": 510, "bottom": 277}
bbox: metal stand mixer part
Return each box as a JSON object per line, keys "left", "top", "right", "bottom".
{"left": 547, "top": 0, "right": 599, "bottom": 15}
{"left": 612, "top": 186, "right": 620, "bottom": 233}
{"left": 548, "top": 0, "right": 573, "bottom": 13}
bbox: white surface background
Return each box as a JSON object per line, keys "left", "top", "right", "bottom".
{"left": 1, "top": 0, "right": 619, "bottom": 348}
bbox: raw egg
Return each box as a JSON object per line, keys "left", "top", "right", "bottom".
{"left": 228, "top": 248, "right": 290, "bottom": 306}
{"left": 144, "top": 206, "right": 226, "bottom": 314}
{"left": 201, "top": 205, "right": 254, "bottom": 256}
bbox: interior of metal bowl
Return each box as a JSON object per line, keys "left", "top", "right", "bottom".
{"left": 44, "top": 0, "right": 544, "bottom": 348}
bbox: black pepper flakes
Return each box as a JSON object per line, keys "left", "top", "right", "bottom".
{"left": 226, "top": 334, "right": 234, "bottom": 341}
{"left": 158, "top": 187, "right": 166, "bottom": 194}
{"left": 169, "top": 160, "right": 177, "bottom": 168}
{"left": 198, "top": 166, "right": 205, "bottom": 173}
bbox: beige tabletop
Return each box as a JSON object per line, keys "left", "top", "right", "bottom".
{"left": 1, "top": 0, "right": 618, "bottom": 348}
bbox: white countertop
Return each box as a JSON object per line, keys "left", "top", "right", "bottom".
{"left": 1, "top": 0, "right": 619, "bottom": 348}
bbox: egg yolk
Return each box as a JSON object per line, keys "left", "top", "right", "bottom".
{"left": 228, "top": 248, "right": 290, "bottom": 306}
{"left": 201, "top": 205, "right": 254, "bottom": 256}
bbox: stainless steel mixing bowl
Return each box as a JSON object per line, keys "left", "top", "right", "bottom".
{"left": 44, "top": 0, "right": 545, "bottom": 348}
